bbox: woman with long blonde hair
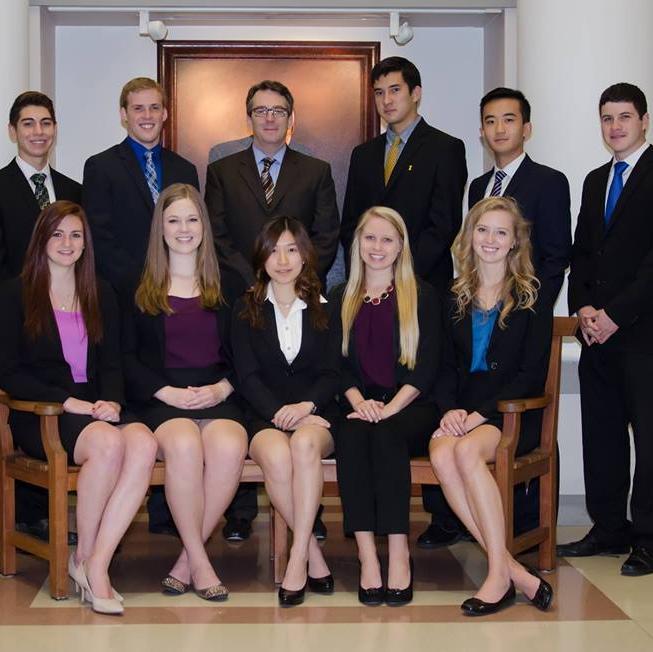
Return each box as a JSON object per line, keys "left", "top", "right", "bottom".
{"left": 123, "top": 183, "right": 248, "bottom": 601}
{"left": 332, "top": 206, "right": 440, "bottom": 606}
{"left": 430, "top": 196, "right": 554, "bottom": 616}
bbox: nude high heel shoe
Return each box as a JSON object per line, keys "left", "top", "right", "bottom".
{"left": 80, "top": 563, "right": 124, "bottom": 616}
{"left": 68, "top": 552, "right": 124, "bottom": 603}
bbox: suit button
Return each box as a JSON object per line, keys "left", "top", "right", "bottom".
{"left": 489, "top": 361, "right": 498, "bottom": 370}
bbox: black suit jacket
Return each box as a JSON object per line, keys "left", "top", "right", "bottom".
{"left": 82, "top": 139, "right": 199, "bottom": 291}
{"left": 0, "top": 278, "right": 124, "bottom": 405}
{"left": 341, "top": 118, "right": 467, "bottom": 290}
{"left": 468, "top": 155, "right": 572, "bottom": 304}
{"left": 329, "top": 279, "right": 441, "bottom": 402}
{"left": 205, "top": 146, "right": 339, "bottom": 291}
{"left": 231, "top": 299, "right": 339, "bottom": 421}
{"left": 568, "top": 145, "right": 653, "bottom": 352}
{"left": 0, "top": 159, "right": 81, "bottom": 280}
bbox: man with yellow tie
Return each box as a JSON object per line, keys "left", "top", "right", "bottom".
{"left": 341, "top": 57, "right": 467, "bottom": 291}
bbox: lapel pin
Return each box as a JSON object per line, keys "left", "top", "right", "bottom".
{"left": 408, "top": 164, "right": 413, "bottom": 171}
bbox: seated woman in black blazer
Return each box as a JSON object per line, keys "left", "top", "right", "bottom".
{"left": 430, "top": 196, "right": 554, "bottom": 616}
{"left": 232, "top": 216, "right": 338, "bottom": 607}
{"left": 332, "top": 206, "right": 440, "bottom": 606}
{"left": 123, "top": 183, "right": 248, "bottom": 601}
{"left": 0, "top": 201, "right": 157, "bottom": 615}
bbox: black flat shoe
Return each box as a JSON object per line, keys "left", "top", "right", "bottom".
{"left": 461, "top": 582, "right": 516, "bottom": 616}
{"left": 385, "top": 558, "right": 414, "bottom": 607}
{"left": 278, "top": 581, "right": 307, "bottom": 607}
{"left": 307, "top": 573, "right": 334, "bottom": 594}
{"left": 524, "top": 567, "right": 553, "bottom": 611}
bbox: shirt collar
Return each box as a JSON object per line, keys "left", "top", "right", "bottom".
{"left": 611, "top": 141, "right": 649, "bottom": 171}
{"left": 253, "top": 143, "right": 287, "bottom": 166}
{"left": 386, "top": 115, "right": 421, "bottom": 146}
{"left": 126, "top": 136, "right": 161, "bottom": 158}
{"left": 494, "top": 151, "right": 526, "bottom": 178}
{"left": 15, "top": 155, "right": 51, "bottom": 179}
{"left": 265, "top": 283, "right": 307, "bottom": 313}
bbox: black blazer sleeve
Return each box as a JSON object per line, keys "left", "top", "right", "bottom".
{"left": 95, "top": 281, "right": 126, "bottom": 404}
{"left": 327, "top": 285, "right": 361, "bottom": 395}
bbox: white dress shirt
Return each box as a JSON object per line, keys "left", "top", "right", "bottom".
{"left": 483, "top": 152, "right": 526, "bottom": 198}
{"left": 604, "top": 140, "right": 649, "bottom": 208}
{"left": 15, "top": 156, "right": 56, "bottom": 203}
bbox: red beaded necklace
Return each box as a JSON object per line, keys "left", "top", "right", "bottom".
{"left": 363, "top": 284, "right": 395, "bottom": 305}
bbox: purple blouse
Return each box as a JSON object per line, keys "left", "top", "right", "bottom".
{"left": 164, "top": 296, "right": 222, "bottom": 368}
{"left": 53, "top": 310, "right": 88, "bottom": 383}
{"left": 353, "top": 295, "right": 396, "bottom": 388}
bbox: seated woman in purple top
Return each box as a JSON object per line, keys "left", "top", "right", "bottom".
{"left": 0, "top": 201, "right": 157, "bottom": 615}
{"left": 330, "top": 206, "right": 441, "bottom": 607}
{"left": 430, "top": 197, "right": 553, "bottom": 616}
{"left": 123, "top": 184, "right": 247, "bottom": 601}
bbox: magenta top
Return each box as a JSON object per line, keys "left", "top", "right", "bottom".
{"left": 53, "top": 310, "right": 88, "bottom": 383}
{"left": 164, "top": 296, "right": 222, "bottom": 368}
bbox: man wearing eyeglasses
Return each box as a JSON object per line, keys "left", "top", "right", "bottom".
{"left": 205, "top": 80, "right": 339, "bottom": 292}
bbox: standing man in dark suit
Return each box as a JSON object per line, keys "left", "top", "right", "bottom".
{"left": 419, "top": 88, "right": 573, "bottom": 548}
{"left": 205, "top": 79, "right": 339, "bottom": 294}
{"left": 341, "top": 56, "right": 467, "bottom": 292}
{"left": 83, "top": 77, "right": 199, "bottom": 293}
{"left": 0, "top": 91, "right": 81, "bottom": 543}
{"left": 560, "top": 83, "right": 653, "bottom": 576}
{"left": 83, "top": 77, "right": 198, "bottom": 536}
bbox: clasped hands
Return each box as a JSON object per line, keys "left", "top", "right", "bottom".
{"left": 431, "top": 408, "right": 469, "bottom": 439}
{"left": 63, "top": 397, "right": 121, "bottom": 422}
{"left": 347, "top": 398, "right": 398, "bottom": 423}
{"left": 578, "top": 306, "right": 619, "bottom": 345}
{"left": 272, "top": 401, "right": 329, "bottom": 431}
{"left": 155, "top": 382, "right": 230, "bottom": 410}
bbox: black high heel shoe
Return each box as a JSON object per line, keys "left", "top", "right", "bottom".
{"left": 307, "top": 573, "right": 334, "bottom": 594}
{"left": 358, "top": 561, "right": 384, "bottom": 606}
{"left": 385, "top": 557, "right": 413, "bottom": 607}
{"left": 461, "top": 581, "right": 516, "bottom": 616}
{"left": 524, "top": 567, "right": 553, "bottom": 611}
{"left": 278, "top": 580, "right": 307, "bottom": 607}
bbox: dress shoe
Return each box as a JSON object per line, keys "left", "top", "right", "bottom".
{"left": 357, "top": 561, "right": 384, "bottom": 606}
{"left": 71, "top": 558, "right": 123, "bottom": 615}
{"left": 195, "top": 583, "right": 229, "bottom": 601}
{"left": 524, "top": 567, "right": 553, "bottom": 611}
{"left": 461, "top": 582, "right": 516, "bottom": 616}
{"left": 621, "top": 545, "right": 653, "bottom": 576}
{"left": 278, "top": 581, "right": 307, "bottom": 607}
{"left": 161, "top": 574, "right": 191, "bottom": 595}
{"left": 385, "top": 558, "right": 414, "bottom": 607}
{"left": 68, "top": 552, "right": 123, "bottom": 603}
{"left": 307, "top": 573, "right": 334, "bottom": 594}
{"left": 313, "top": 504, "right": 327, "bottom": 541}
{"left": 556, "top": 528, "right": 630, "bottom": 557}
{"left": 222, "top": 517, "right": 252, "bottom": 542}
{"left": 17, "top": 519, "right": 78, "bottom": 546}
{"left": 417, "top": 522, "right": 465, "bottom": 549}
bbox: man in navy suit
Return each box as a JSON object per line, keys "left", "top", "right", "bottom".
{"left": 419, "top": 88, "right": 572, "bottom": 548}
{"left": 561, "top": 83, "right": 653, "bottom": 575}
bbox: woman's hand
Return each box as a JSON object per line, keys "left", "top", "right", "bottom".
{"left": 91, "top": 400, "right": 121, "bottom": 422}
{"left": 440, "top": 409, "right": 468, "bottom": 437}
{"left": 272, "top": 401, "right": 314, "bottom": 431}
{"left": 154, "top": 386, "right": 195, "bottom": 409}
{"left": 185, "top": 381, "right": 230, "bottom": 410}
{"left": 62, "top": 397, "right": 95, "bottom": 416}
{"left": 291, "top": 414, "right": 331, "bottom": 430}
{"left": 347, "top": 398, "right": 385, "bottom": 422}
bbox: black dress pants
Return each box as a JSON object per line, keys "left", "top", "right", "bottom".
{"left": 336, "top": 402, "right": 438, "bottom": 535}
{"left": 579, "top": 344, "right": 653, "bottom": 546}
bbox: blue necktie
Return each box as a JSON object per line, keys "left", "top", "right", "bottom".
{"left": 490, "top": 169, "right": 506, "bottom": 197}
{"left": 604, "top": 161, "right": 628, "bottom": 225}
{"left": 144, "top": 150, "right": 159, "bottom": 203}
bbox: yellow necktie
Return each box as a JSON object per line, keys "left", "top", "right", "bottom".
{"left": 384, "top": 135, "right": 401, "bottom": 185}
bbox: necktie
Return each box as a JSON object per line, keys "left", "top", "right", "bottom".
{"left": 144, "top": 150, "right": 159, "bottom": 204}
{"left": 31, "top": 173, "right": 50, "bottom": 210}
{"left": 604, "top": 160, "right": 628, "bottom": 225}
{"left": 490, "top": 169, "right": 507, "bottom": 197}
{"left": 261, "top": 157, "right": 275, "bottom": 205}
{"left": 384, "top": 135, "right": 401, "bottom": 185}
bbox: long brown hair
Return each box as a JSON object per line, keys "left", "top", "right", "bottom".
{"left": 452, "top": 196, "right": 538, "bottom": 328}
{"left": 240, "top": 216, "right": 327, "bottom": 330}
{"left": 136, "top": 183, "right": 222, "bottom": 315}
{"left": 21, "top": 201, "right": 103, "bottom": 342}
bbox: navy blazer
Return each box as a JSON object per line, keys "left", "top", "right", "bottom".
{"left": 329, "top": 279, "right": 441, "bottom": 402}
{"left": 341, "top": 119, "right": 467, "bottom": 290}
{"left": 82, "top": 140, "right": 199, "bottom": 291}
{"left": 0, "top": 278, "right": 124, "bottom": 405}
{"left": 0, "top": 159, "right": 81, "bottom": 280}
{"left": 231, "top": 299, "right": 339, "bottom": 421}
{"left": 468, "top": 155, "right": 572, "bottom": 304}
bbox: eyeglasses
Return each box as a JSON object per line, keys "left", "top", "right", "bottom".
{"left": 250, "top": 106, "right": 290, "bottom": 119}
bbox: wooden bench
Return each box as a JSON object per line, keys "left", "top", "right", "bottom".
{"left": 0, "top": 316, "right": 576, "bottom": 597}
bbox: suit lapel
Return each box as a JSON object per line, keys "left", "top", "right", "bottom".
{"left": 8, "top": 159, "right": 41, "bottom": 215}
{"left": 118, "top": 140, "right": 154, "bottom": 212}
{"left": 269, "top": 148, "right": 297, "bottom": 210}
{"left": 503, "top": 154, "right": 533, "bottom": 199}
{"left": 385, "top": 118, "right": 427, "bottom": 191}
{"left": 470, "top": 169, "right": 493, "bottom": 206}
{"left": 238, "top": 147, "right": 269, "bottom": 211}
{"left": 291, "top": 308, "right": 314, "bottom": 367}
{"left": 261, "top": 302, "right": 291, "bottom": 367}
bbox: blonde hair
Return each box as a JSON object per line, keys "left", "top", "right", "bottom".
{"left": 342, "top": 206, "right": 419, "bottom": 369}
{"left": 120, "top": 77, "right": 166, "bottom": 109}
{"left": 135, "top": 183, "right": 223, "bottom": 315}
{"left": 452, "top": 196, "right": 538, "bottom": 328}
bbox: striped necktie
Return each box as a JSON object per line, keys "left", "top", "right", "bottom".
{"left": 261, "top": 157, "right": 275, "bottom": 205}
{"left": 31, "top": 173, "right": 50, "bottom": 209}
{"left": 384, "top": 135, "right": 401, "bottom": 185}
{"left": 144, "top": 150, "right": 159, "bottom": 203}
{"left": 490, "top": 169, "right": 506, "bottom": 196}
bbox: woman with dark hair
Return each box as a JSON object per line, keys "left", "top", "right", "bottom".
{"left": 231, "top": 216, "right": 338, "bottom": 607}
{"left": 429, "top": 196, "right": 553, "bottom": 616}
{"left": 123, "top": 183, "right": 247, "bottom": 601}
{"left": 0, "top": 200, "right": 157, "bottom": 615}
{"left": 333, "top": 206, "right": 440, "bottom": 607}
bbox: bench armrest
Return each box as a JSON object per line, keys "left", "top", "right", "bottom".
{"left": 497, "top": 395, "right": 551, "bottom": 413}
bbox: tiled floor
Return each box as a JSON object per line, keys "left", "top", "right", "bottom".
{"left": 2, "top": 509, "right": 653, "bottom": 651}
